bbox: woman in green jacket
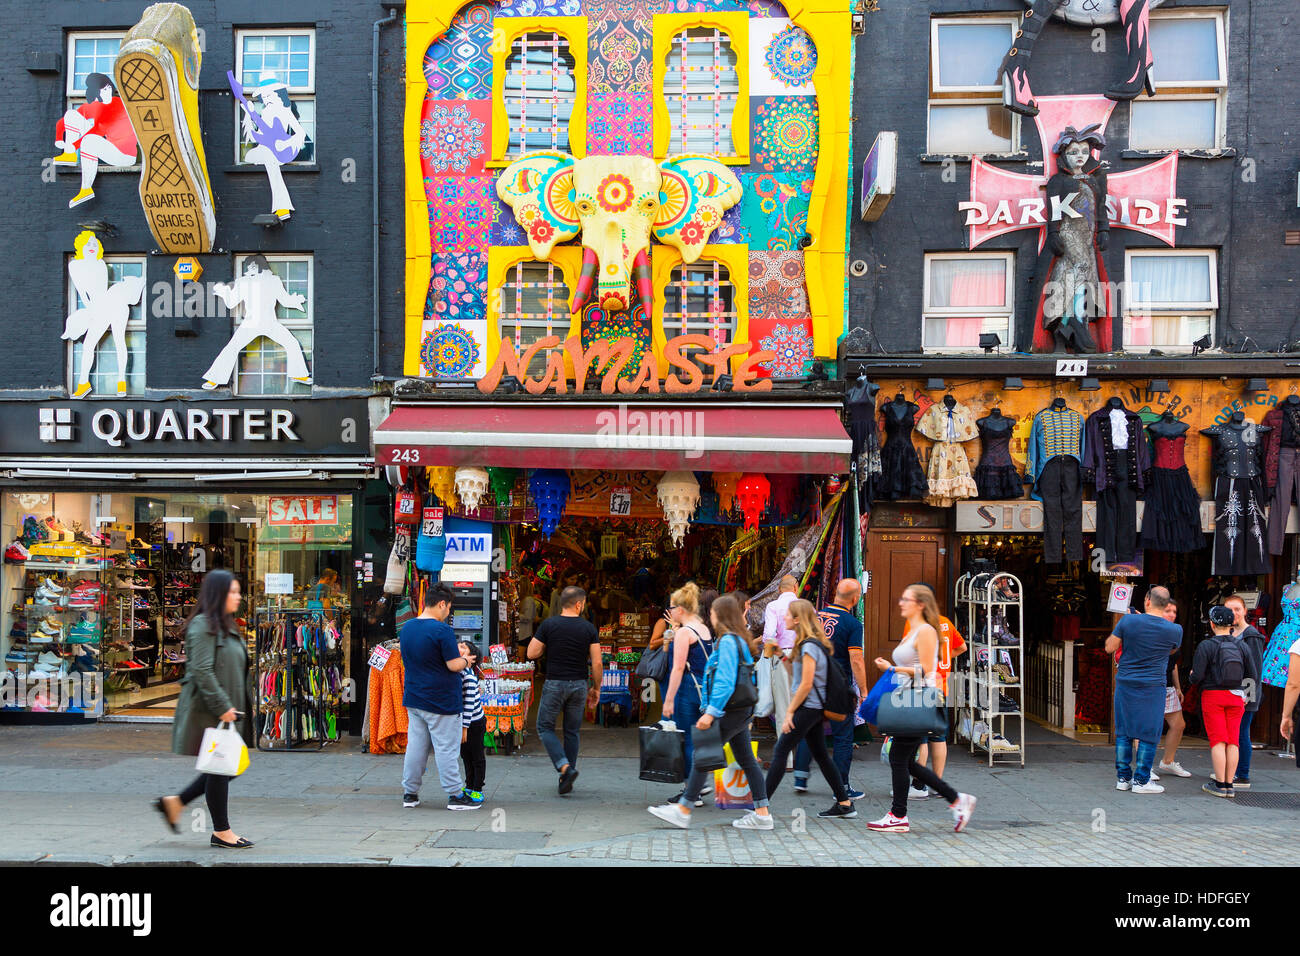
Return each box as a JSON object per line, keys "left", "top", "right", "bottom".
{"left": 155, "top": 569, "right": 255, "bottom": 848}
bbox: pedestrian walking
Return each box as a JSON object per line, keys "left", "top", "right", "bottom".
{"left": 1224, "top": 594, "right": 1266, "bottom": 789}
{"left": 660, "top": 582, "right": 714, "bottom": 776}
{"left": 764, "top": 600, "right": 857, "bottom": 819}
{"left": 648, "top": 594, "right": 774, "bottom": 831}
{"left": 762, "top": 576, "right": 799, "bottom": 736}
{"left": 1281, "top": 635, "right": 1300, "bottom": 745}
{"left": 793, "top": 579, "right": 865, "bottom": 799}
{"left": 1107, "top": 586, "right": 1182, "bottom": 794}
{"left": 156, "top": 570, "right": 255, "bottom": 848}
{"left": 1156, "top": 598, "right": 1191, "bottom": 778}
{"left": 1191, "top": 605, "right": 1259, "bottom": 798}
{"left": 528, "top": 586, "right": 601, "bottom": 795}
{"left": 459, "top": 642, "right": 487, "bottom": 803}
{"left": 400, "top": 584, "right": 479, "bottom": 811}
{"left": 867, "top": 585, "right": 975, "bottom": 834}
{"left": 899, "top": 588, "right": 966, "bottom": 801}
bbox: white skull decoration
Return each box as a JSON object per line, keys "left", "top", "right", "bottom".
{"left": 454, "top": 466, "right": 490, "bottom": 514}
{"left": 657, "top": 471, "right": 701, "bottom": 547}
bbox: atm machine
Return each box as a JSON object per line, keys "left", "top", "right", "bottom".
{"left": 440, "top": 563, "right": 493, "bottom": 658}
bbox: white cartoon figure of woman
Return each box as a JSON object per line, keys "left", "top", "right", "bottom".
{"left": 62, "top": 231, "right": 146, "bottom": 399}
{"left": 203, "top": 255, "right": 312, "bottom": 390}
{"left": 52, "top": 73, "right": 140, "bottom": 208}
{"left": 230, "top": 71, "right": 306, "bottom": 221}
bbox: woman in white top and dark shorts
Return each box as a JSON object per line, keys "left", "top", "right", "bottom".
{"left": 869, "top": 584, "right": 976, "bottom": 834}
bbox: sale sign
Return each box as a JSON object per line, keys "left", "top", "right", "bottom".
{"left": 268, "top": 495, "right": 339, "bottom": 526}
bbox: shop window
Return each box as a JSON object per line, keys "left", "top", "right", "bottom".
{"left": 1123, "top": 249, "right": 1217, "bottom": 351}
{"left": 501, "top": 259, "right": 573, "bottom": 369}
{"left": 66, "top": 32, "right": 123, "bottom": 106}
{"left": 661, "top": 26, "right": 743, "bottom": 158}
{"left": 234, "top": 29, "right": 316, "bottom": 165}
{"left": 663, "top": 258, "right": 739, "bottom": 371}
{"left": 490, "top": 19, "right": 587, "bottom": 163}
{"left": 232, "top": 254, "right": 313, "bottom": 397}
{"left": 66, "top": 255, "right": 147, "bottom": 396}
{"left": 927, "top": 17, "right": 1019, "bottom": 155}
{"left": 923, "top": 252, "right": 1015, "bottom": 352}
{"left": 1129, "top": 12, "right": 1227, "bottom": 151}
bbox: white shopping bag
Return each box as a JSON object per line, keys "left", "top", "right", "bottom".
{"left": 195, "top": 721, "right": 250, "bottom": 777}
{"left": 755, "top": 655, "right": 774, "bottom": 718}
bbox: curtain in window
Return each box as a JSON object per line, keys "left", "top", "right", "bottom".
{"left": 929, "top": 258, "right": 1005, "bottom": 348}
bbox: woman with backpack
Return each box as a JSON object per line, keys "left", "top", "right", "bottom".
{"left": 761, "top": 599, "right": 858, "bottom": 820}
{"left": 1191, "top": 605, "right": 1260, "bottom": 798}
{"left": 660, "top": 582, "right": 713, "bottom": 802}
{"left": 648, "top": 594, "right": 772, "bottom": 830}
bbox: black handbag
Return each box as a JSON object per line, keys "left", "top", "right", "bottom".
{"left": 634, "top": 642, "right": 670, "bottom": 683}
{"left": 723, "top": 632, "right": 758, "bottom": 711}
{"left": 874, "top": 644, "right": 947, "bottom": 737}
{"left": 638, "top": 721, "right": 686, "bottom": 783}
{"left": 690, "top": 719, "right": 728, "bottom": 773}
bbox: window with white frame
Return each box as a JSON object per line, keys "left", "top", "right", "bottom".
{"left": 1123, "top": 249, "right": 1217, "bottom": 351}
{"left": 923, "top": 252, "right": 1015, "bottom": 351}
{"left": 1129, "top": 11, "right": 1227, "bottom": 151}
{"left": 927, "top": 17, "right": 1019, "bottom": 155}
{"left": 66, "top": 32, "right": 124, "bottom": 105}
{"left": 501, "top": 260, "right": 571, "bottom": 376}
{"left": 663, "top": 27, "right": 741, "bottom": 156}
{"left": 663, "top": 260, "right": 738, "bottom": 372}
{"left": 232, "top": 254, "right": 313, "bottom": 396}
{"left": 235, "top": 29, "right": 316, "bottom": 165}
{"left": 503, "top": 33, "right": 577, "bottom": 157}
{"left": 67, "top": 256, "right": 147, "bottom": 396}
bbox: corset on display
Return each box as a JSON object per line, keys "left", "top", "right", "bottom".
{"left": 1207, "top": 424, "right": 1267, "bottom": 478}
{"left": 1152, "top": 435, "right": 1186, "bottom": 470}
{"left": 973, "top": 422, "right": 1023, "bottom": 500}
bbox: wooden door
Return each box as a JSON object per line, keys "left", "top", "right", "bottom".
{"left": 864, "top": 531, "right": 947, "bottom": 669}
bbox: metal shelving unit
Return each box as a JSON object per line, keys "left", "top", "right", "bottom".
{"left": 954, "top": 570, "right": 1025, "bottom": 767}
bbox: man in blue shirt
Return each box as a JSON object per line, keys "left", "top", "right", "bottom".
{"left": 400, "top": 584, "right": 479, "bottom": 811}
{"left": 793, "top": 579, "right": 866, "bottom": 799}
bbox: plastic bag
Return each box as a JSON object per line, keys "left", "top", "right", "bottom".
{"left": 714, "top": 740, "right": 761, "bottom": 810}
{"left": 638, "top": 720, "right": 686, "bottom": 783}
{"left": 195, "top": 721, "right": 249, "bottom": 777}
{"left": 755, "top": 654, "right": 774, "bottom": 718}
{"left": 860, "top": 669, "right": 899, "bottom": 726}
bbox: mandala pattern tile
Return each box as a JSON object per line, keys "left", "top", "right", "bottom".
{"left": 427, "top": 175, "right": 495, "bottom": 252}
{"left": 750, "top": 18, "right": 816, "bottom": 95}
{"left": 589, "top": 20, "right": 652, "bottom": 92}
{"left": 583, "top": 0, "right": 673, "bottom": 21}
{"left": 421, "top": 321, "right": 485, "bottom": 379}
{"left": 424, "top": 4, "right": 493, "bottom": 100}
{"left": 588, "top": 92, "right": 653, "bottom": 155}
{"left": 420, "top": 100, "right": 488, "bottom": 176}
{"left": 748, "top": 250, "right": 808, "bottom": 319}
{"left": 753, "top": 320, "right": 814, "bottom": 377}
{"left": 496, "top": 0, "right": 582, "bottom": 15}
{"left": 740, "top": 171, "right": 812, "bottom": 251}
{"left": 753, "top": 96, "right": 819, "bottom": 173}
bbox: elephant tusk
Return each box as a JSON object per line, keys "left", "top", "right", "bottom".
{"left": 572, "top": 247, "right": 599, "bottom": 313}
{"left": 632, "top": 249, "right": 653, "bottom": 318}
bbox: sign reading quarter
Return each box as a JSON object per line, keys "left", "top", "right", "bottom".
{"left": 173, "top": 257, "right": 203, "bottom": 282}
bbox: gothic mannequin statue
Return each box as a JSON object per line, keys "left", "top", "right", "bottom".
{"left": 1037, "top": 125, "right": 1109, "bottom": 355}
{"left": 1000, "top": 0, "right": 1161, "bottom": 117}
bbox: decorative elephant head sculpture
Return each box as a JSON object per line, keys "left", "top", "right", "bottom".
{"left": 496, "top": 151, "right": 743, "bottom": 315}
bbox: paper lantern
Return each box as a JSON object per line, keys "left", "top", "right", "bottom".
{"left": 736, "top": 473, "right": 771, "bottom": 531}
{"left": 454, "top": 466, "right": 490, "bottom": 513}
{"left": 712, "top": 471, "right": 742, "bottom": 512}
{"left": 825, "top": 475, "right": 843, "bottom": 494}
{"left": 769, "top": 473, "right": 800, "bottom": 519}
{"left": 657, "top": 470, "right": 701, "bottom": 546}
{"left": 489, "top": 467, "right": 519, "bottom": 509}
{"left": 426, "top": 466, "right": 459, "bottom": 509}
{"left": 528, "top": 469, "right": 570, "bottom": 538}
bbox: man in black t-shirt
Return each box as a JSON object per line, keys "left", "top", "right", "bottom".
{"left": 528, "top": 586, "right": 602, "bottom": 795}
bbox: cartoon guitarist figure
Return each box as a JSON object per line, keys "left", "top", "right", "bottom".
{"left": 229, "top": 71, "right": 307, "bottom": 220}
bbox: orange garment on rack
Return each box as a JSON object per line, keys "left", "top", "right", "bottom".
{"left": 368, "top": 646, "right": 409, "bottom": 754}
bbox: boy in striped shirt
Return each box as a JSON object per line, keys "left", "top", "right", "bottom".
{"left": 459, "top": 642, "right": 487, "bottom": 803}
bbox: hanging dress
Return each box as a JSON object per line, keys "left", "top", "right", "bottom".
{"left": 1205, "top": 423, "right": 1270, "bottom": 576}
{"left": 973, "top": 419, "right": 1023, "bottom": 499}
{"left": 877, "top": 401, "right": 929, "bottom": 501}
{"left": 916, "top": 401, "right": 980, "bottom": 508}
{"left": 1140, "top": 433, "right": 1204, "bottom": 553}
{"left": 1261, "top": 594, "right": 1300, "bottom": 687}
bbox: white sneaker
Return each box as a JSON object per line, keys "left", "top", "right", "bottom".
{"left": 1116, "top": 780, "right": 1132, "bottom": 791}
{"left": 648, "top": 803, "right": 691, "bottom": 829}
{"left": 1158, "top": 761, "right": 1191, "bottom": 778}
{"left": 867, "top": 812, "right": 910, "bottom": 833}
{"left": 732, "top": 810, "right": 774, "bottom": 831}
{"left": 909, "top": 784, "right": 931, "bottom": 800}
{"left": 700, "top": 782, "right": 713, "bottom": 795}
{"left": 1149, "top": 771, "right": 1160, "bottom": 782}
{"left": 951, "top": 793, "right": 976, "bottom": 833}
{"left": 1131, "top": 781, "right": 1165, "bottom": 794}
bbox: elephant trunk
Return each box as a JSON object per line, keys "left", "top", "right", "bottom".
{"left": 572, "top": 247, "right": 599, "bottom": 314}
{"left": 632, "top": 249, "right": 653, "bottom": 318}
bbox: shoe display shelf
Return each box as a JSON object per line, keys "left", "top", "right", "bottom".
{"left": 953, "top": 570, "right": 1025, "bottom": 767}
{"left": 161, "top": 564, "right": 196, "bottom": 681}
{"left": 5, "top": 568, "right": 105, "bottom": 711}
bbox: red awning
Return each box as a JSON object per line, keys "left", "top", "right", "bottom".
{"left": 375, "top": 403, "right": 850, "bottom": 475}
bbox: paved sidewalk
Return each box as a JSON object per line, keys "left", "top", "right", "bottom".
{"left": 0, "top": 723, "right": 1295, "bottom": 866}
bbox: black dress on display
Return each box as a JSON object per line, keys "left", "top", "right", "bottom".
{"left": 1203, "top": 413, "right": 1271, "bottom": 576}
{"left": 1140, "top": 414, "right": 1204, "bottom": 553}
{"left": 846, "top": 374, "right": 882, "bottom": 510}
{"left": 973, "top": 411, "right": 1023, "bottom": 499}
{"left": 877, "top": 395, "right": 928, "bottom": 501}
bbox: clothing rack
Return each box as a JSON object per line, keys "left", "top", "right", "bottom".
{"left": 254, "top": 609, "right": 346, "bottom": 752}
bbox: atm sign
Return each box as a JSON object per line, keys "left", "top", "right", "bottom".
{"left": 268, "top": 495, "right": 339, "bottom": 526}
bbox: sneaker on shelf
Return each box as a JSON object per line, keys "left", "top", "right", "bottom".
{"left": 866, "top": 812, "right": 909, "bottom": 833}
{"left": 29, "top": 631, "right": 55, "bottom": 645}
{"left": 21, "top": 516, "right": 49, "bottom": 546}
{"left": 67, "top": 621, "right": 100, "bottom": 644}
{"left": 990, "top": 734, "right": 1019, "bottom": 753}
{"left": 5, "top": 650, "right": 37, "bottom": 664}
{"left": 67, "top": 585, "right": 103, "bottom": 607}
{"left": 951, "top": 793, "right": 977, "bottom": 832}
{"left": 732, "top": 810, "right": 774, "bottom": 831}
{"left": 115, "top": 574, "right": 149, "bottom": 590}
{"left": 817, "top": 802, "right": 857, "bottom": 819}
{"left": 1131, "top": 781, "right": 1165, "bottom": 794}
{"left": 446, "top": 791, "right": 481, "bottom": 811}
{"left": 32, "top": 589, "right": 67, "bottom": 608}
{"left": 1158, "top": 761, "right": 1192, "bottom": 778}
{"left": 36, "top": 651, "right": 65, "bottom": 670}
{"left": 648, "top": 803, "right": 692, "bottom": 829}
{"left": 4, "top": 541, "right": 30, "bottom": 562}
{"left": 43, "top": 517, "right": 74, "bottom": 543}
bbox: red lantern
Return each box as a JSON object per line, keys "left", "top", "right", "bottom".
{"left": 769, "top": 474, "right": 800, "bottom": 518}
{"left": 825, "top": 476, "right": 843, "bottom": 494}
{"left": 394, "top": 488, "right": 419, "bottom": 525}
{"left": 735, "top": 473, "right": 771, "bottom": 531}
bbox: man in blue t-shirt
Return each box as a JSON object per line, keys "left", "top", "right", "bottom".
{"left": 794, "top": 579, "right": 866, "bottom": 798}
{"left": 1106, "top": 585, "right": 1182, "bottom": 794}
{"left": 399, "top": 584, "right": 478, "bottom": 811}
